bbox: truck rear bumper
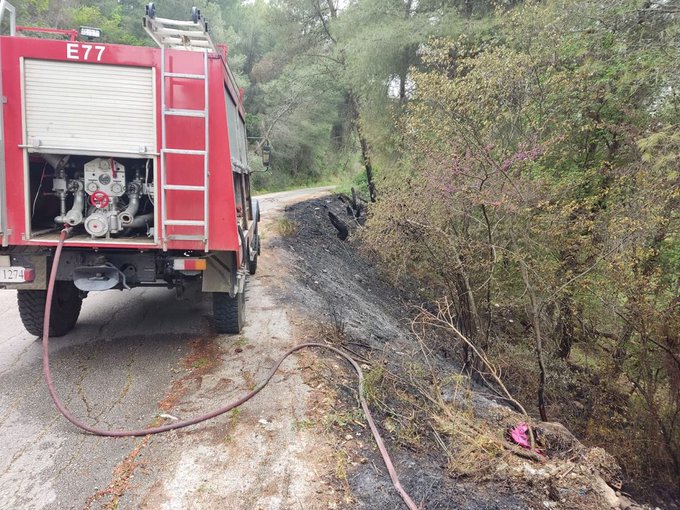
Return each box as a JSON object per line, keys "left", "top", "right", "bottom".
{"left": 0, "top": 247, "right": 240, "bottom": 294}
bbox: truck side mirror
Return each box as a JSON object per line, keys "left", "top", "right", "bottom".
{"left": 261, "top": 141, "right": 272, "bottom": 169}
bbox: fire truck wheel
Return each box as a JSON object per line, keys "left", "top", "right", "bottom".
{"left": 213, "top": 290, "right": 245, "bottom": 334}
{"left": 17, "top": 282, "right": 83, "bottom": 337}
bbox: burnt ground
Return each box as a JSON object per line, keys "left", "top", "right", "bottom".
{"left": 271, "top": 195, "right": 651, "bottom": 510}
{"left": 271, "top": 196, "right": 533, "bottom": 510}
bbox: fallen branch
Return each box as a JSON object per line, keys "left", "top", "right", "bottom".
{"left": 502, "top": 441, "right": 546, "bottom": 463}
{"left": 415, "top": 297, "right": 540, "bottom": 451}
{"left": 328, "top": 211, "right": 349, "bottom": 240}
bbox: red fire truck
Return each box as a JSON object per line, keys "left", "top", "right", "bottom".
{"left": 0, "top": 2, "right": 264, "bottom": 335}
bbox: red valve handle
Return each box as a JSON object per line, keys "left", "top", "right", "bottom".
{"left": 89, "top": 191, "right": 110, "bottom": 209}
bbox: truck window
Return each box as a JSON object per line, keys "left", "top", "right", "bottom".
{"left": 225, "top": 88, "right": 239, "bottom": 164}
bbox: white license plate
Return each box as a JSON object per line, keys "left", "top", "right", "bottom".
{"left": 0, "top": 267, "right": 28, "bottom": 283}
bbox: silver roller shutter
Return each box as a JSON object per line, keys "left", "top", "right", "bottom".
{"left": 23, "top": 59, "right": 155, "bottom": 156}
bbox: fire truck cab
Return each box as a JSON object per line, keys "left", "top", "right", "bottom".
{"left": 0, "top": 2, "right": 262, "bottom": 335}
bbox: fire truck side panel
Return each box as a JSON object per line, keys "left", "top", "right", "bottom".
{"left": 206, "top": 55, "right": 242, "bottom": 260}
{"left": 0, "top": 36, "right": 23, "bottom": 248}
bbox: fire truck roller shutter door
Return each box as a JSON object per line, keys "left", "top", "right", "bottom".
{"left": 23, "top": 60, "right": 156, "bottom": 156}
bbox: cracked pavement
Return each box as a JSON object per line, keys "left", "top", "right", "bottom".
{"left": 0, "top": 286, "right": 199, "bottom": 509}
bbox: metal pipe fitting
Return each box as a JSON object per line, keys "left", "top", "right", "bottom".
{"left": 118, "top": 181, "right": 142, "bottom": 226}
{"left": 127, "top": 213, "right": 154, "bottom": 229}
{"left": 56, "top": 180, "right": 85, "bottom": 226}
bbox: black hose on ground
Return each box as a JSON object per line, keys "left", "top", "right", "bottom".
{"left": 42, "top": 227, "right": 420, "bottom": 510}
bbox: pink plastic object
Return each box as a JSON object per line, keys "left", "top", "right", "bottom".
{"left": 510, "top": 423, "right": 531, "bottom": 449}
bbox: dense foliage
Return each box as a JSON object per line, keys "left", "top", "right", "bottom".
{"left": 364, "top": 1, "right": 680, "bottom": 502}
{"left": 7, "top": 0, "right": 679, "bottom": 503}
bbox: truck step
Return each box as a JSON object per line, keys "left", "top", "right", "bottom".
{"left": 166, "top": 234, "right": 206, "bottom": 242}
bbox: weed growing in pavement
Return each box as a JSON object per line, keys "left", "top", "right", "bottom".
{"left": 240, "top": 370, "right": 257, "bottom": 391}
{"left": 233, "top": 335, "right": 248, "bottom": 348}
{"left": 196, "top": 483, "right": 217, "bottom": 496}
{"left": 191, "top": 358, "right": 209, "bottom": 369}
{"left": 222, "top": 408, "right": 242, "bottom": 443}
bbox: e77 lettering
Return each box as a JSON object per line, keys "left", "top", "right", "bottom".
{"left": 66, "top": 43, "right": 106, "bottom": 62}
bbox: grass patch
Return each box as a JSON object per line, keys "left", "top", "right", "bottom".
{"left": 293, "top": 418, "right": 315, "bottom": 432}
{"left": 233, "top": 335, "right": 249, "bottom": 348}
{"left": 321, "top": 407, "right": 365, "bottom": 433}
{"left": 191, "top": 358, "right": 209, "bottom": 369}
{"left": 275, "top": 218, "right": 297, "bottom": 237}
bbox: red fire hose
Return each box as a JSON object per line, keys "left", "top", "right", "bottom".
{"left": 42, "top": 227, "right": 420, "bottom": 510}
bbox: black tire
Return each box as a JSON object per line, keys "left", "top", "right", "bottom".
{"left": 17, "top": 282, "right": 83, "bottom": 337}
{"left": 213, "top": 290, "right": 245, "bottom": 334}
{"left": 248, "top": 253, "right": 258, "bottom": 275}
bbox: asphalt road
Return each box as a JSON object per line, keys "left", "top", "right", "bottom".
{"left": 255, "top": 185, "right": 336, "bottom": 214}
{"left": 0, "top": 285, "right": 207, "bottom": 508}
{"left": 0, "top": 186, "right": 335, "bottom": 510}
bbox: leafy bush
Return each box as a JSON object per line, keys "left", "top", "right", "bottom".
{"left": 363, "top": 1, "right": 680, "bottom": 502}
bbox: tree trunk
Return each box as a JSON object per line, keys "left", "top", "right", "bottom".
{"left": 448, "top": 239, "right": 482, "bottom": 372}
{"left": 519, "top": 257, "right": 549, "bottom": 421}
{"left": 348, "top": 92, "right": 377, "bottom": 202}
{"left": 556, "top": 295, "right": 576, "bottom": 359}
{"left": 326, "top": 0, "right": 337, "bottom": 19}
{"left": 358, "top": 132, "right": 377, "bottom": 203}
{"left": 399, "top": 71, "right": 407, "bottom": 101}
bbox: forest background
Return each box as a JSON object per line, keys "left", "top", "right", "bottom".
{"left": 6, "top": 0, "right": 680, "bottom": 505}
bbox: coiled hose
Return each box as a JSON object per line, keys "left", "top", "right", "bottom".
{"left": 42, "top": 227, "right": 420, "bottom": 510}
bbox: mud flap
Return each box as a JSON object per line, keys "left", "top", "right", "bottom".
{"left": 202, "top": 251, "right": 238, "bottom": 295}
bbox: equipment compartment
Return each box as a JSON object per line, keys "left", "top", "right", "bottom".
{"left": 27, "top": 154, "right": 157, "bottom": 244}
